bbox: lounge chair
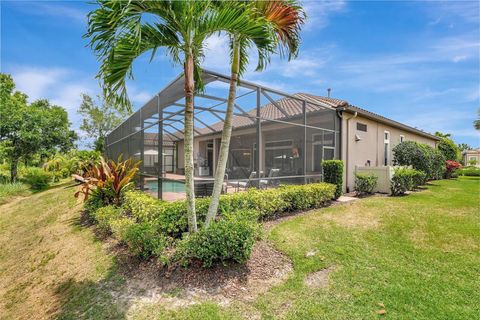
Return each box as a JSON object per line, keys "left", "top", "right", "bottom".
{"left": 233, "top": 171, "right": 258, "bottom": 191}
{"left": 260, "top": 169, "right": 280, "bottom": 189}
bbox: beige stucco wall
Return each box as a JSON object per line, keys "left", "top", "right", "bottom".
{"left": 463, "top": 150, "right": 480, "bottom": 167}
{"left": 342, "top": 115, "right": 437, "bottom": 192}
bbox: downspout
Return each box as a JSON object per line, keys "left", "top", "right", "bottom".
{"left": 337, "top": 107, "right": 357, "bottom": 193}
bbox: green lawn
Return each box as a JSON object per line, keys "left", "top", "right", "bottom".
{"left": 0, "top": 177, "right": 479, "bottom": 319}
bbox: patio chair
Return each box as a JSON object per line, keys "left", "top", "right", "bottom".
{"left": 194, "top": 182, "right": 213, "bottom": 198}
{"left": 234, "top": 171, "right": 257, "bottom": 191}
{"left": 260, "top": 168, "right": 280, "bottom": 189}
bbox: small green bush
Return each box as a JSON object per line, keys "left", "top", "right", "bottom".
{"left": 411, "top": 170, "right": 427, "bottom": 188}
{"left": 322, "top": 160, "right": 343, "bottom": 199}
{"left": 121, "top": 222, "right": 168, "bottom": 259}
{"left": 93, "top": 205, "right": 123, "bottom": 235}
{"left": 458, "top": 168, "right": 480, "bottom": 176}
{"left": 391, "top": 168, "right": 416, "bottom": 196}
{"left": 110, "top": 217, "right": 136, "bottom": 240}
{"left": 176, "top": 211, "right": 259, "bottom": 267}
{"left": 24, "top": 167, "right": 52, "bottom": 190}
{"left": 278, "top": 183, "right": 336, "bottom": 211}
{"left": 355, "top": 173, "right": 378, "bottom": 196}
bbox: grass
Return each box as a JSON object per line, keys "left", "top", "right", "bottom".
{"left": 0, "top": 177, "right": 478, "bottom": 319}
{"left": 0, "top": 182, "right": 31, "bottom": 204}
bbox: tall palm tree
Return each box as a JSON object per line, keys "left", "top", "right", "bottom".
{"left": 86, "top": 0, "right": 272, "bottom": 233}
{"left": 205, "top": 0, "right": 305, "bottom": 226}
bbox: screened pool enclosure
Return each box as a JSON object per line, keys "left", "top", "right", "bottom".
{"left": 105, "top": 70, "right": 341, "bottom": 200}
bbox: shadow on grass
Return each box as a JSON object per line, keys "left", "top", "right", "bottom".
{"left": 53, "top": 265, "right": 129, "bottom": 320}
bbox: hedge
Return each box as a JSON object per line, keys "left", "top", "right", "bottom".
{"left": 122, "top": 182, "right": 336, "bottom": 237}
{"left": 458, "top": 168, "right": 480, "bottom": 177}
{"left": 354, "top": 173, "right": 378, "bottom": 196}
{"left": 322, "top": 160, "right": 343, "bottom": 199}
{"left": 91, "top": 183, "right": 333, "bottom": 264}
{"left": 390, "top": 168, "right": 425, "bottom": 196}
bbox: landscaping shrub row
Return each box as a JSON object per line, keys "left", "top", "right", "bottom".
{"left": 458, "top": 167, "right": 480, "bottom": 177}
{"left": 92, "top": 182, "right": 336, "bottom": 266}
{"left": 391, "top": 168, "right": 427, "bottom": 196}
{"left": 122, "top": 182, "right": 336, "bottom": 237}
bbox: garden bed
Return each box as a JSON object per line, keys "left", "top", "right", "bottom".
{"left": 109, "top": 240, "right": 292, "bottom": 308}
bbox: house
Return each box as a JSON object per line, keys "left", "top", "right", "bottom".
{"left": 462, "top": 149, "right": 480, "bottom": 167}
{"left": 105, "top": 70, "right": 439, "bottom": 199}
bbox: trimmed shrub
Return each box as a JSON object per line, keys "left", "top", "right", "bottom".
{"left": 322, "top": 160, "right": 344, "bottom": 199}
{"left": 110, "top": 217, "right": 136, "bottom": 240}
{"left": 24, "top": 167, "right": 52, "bottom": 190}
{"left": 355, "top": 173, "right": 378, "bottom": 196}
{"left": 93, "top": 205, "right": 123, "bottom": 235}
{"left": 411, "top": 170, "right": 427, "bottom": 188}
{"left": 176, "top": 211, "right": 259, "bottom": 267}
{"left": 391, "top": 168, "right": 419, "bottom": 196}
{"left": 459, "top": 168, "right": 480, "bottom": 177}
{"left": 278, "top": 183, "right": 336, "bottom": 211}
{"left": 121, "top": 222, "right": 168, "bottom": 259}
{"left": 122, "top": 182, "right": 335, "bottom": 236}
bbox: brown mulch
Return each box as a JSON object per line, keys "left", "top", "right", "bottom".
{"left": 109, "top": 240, "right": 293, "bottom": 308}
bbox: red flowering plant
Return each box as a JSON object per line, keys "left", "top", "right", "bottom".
{"left": 445, "top": 160, "right": 462, "bottom": 178}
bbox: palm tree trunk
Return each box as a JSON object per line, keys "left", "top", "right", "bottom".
{"left": 205, "top": 38, "right": 241, "bottom": 227}
{"left": 183, "top": 53, "right": 198, "bottom": 233}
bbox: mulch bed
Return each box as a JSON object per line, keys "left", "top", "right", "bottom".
{"left": 108, "top": 240, "right": 293, "bottom": 308}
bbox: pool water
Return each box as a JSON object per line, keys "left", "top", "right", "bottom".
{"left": 147, "top": 180, "right": 185, "bottom": 193}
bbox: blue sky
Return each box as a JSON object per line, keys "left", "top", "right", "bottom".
{"left": 1, "top": 0, "right": 479, "bottom": 147}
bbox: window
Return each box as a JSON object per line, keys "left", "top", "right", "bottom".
{"left": 384, "top": 131, "right": 390, "bottom": 166}
{"left": 400, "top": 135, "right": 405, "bottom": 143}
{"left": 356, "top": 122, "right": 367, "bottom": 132}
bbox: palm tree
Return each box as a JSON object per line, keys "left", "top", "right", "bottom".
{"left": 86, "top": 0, "right": 272, "bottom": 233}
{"left": 205, "top": 0, "right": 305, "bottom": 226}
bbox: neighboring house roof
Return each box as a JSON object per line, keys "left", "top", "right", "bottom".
{"left": 463, "top": 149, "right": 480, "bottom": 155}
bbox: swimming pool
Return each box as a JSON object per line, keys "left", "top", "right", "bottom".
{"left": 147, "top": 180, "right": 185, "bottom": 193}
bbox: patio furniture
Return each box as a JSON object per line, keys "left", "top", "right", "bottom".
{"left": 194, "top": 182, "right": 214, "bottom": 198}
{"left": 260, "top": 168, "right": 280, "bottom": 188}
{"left": 233, "top": 171, "right": 257, "bottom": 191}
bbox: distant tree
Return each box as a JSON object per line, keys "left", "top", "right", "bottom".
{"left": 0, "top": 74, "right": 76, "bottom": 182}
{"left": 78, "top": 94, "right": 126, "bottom": 152}
{"left": 457, "top": 143, "right": 472, "bottom": 152}
{"left": 475, "top": 108, "right": 480, "bottom": 131}
{"left": 437, "top": 137, "right": 460, "bottom": 161}
{"left": 434, "top": 131, "right": 452, "bottom": 138}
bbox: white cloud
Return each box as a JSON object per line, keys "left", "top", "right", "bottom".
{"left": 303, "top": 0, "right": 347, "bottom": 31}
{"left": 202, "top": 34, "right": 231, "bottom": 71}
{"left": 10, "top": 1, "right": 87, "bottom": 23}
{"left": 397, "top": 109, "right": 480, "bottom": 140}
{"left": 429, "top": 1, "right": 480, "bottom": 25}
{"left": 13, "top": 67, "right": 70, "bottom": 101}
{"left": 128, "top": 86, "right": 152, "bottom": 105}
{"left": 10, "top": 66, "right": 96, "bottom": 129}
